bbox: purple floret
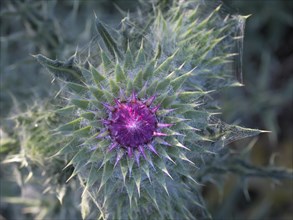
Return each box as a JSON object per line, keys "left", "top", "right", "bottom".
{"left": 108, "top": 100, "right": 157, "bottom": 148}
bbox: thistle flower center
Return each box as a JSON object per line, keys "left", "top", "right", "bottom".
{"left": 106, "top": 99, "right": 157, "bottom": 148}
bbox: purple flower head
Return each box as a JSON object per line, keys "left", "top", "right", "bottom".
{"left": 102, "top": 92, "right": 171, "bottom": 163}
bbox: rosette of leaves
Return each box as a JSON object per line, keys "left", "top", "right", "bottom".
{"left": 26, "top": 0, "right": 292, "bottom": 219}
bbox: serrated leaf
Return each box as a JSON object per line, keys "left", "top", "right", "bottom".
{"left": 125, "top": 179, "right": 135, "bottom": 207}
{"left": 71, "top": 99, "right": 89, "bottom": 109}
{"left": 52, "top": 139, "right": 80, "bottom": 156}
{"left": 90, "top": 63, "right": 106, "bottom": 84}
{"left": 145, "top": 187, "right": 159, "bottom": 210}
{"left": 133, "top": 70, "right": 143, "bottom": 89}
{"left": 126, "top": 80, "right": 133, "bottom": 96}
{"left": 164, "top": 128, "right": 184, "bottom": 137}
{"left": 154, "top": 43, "right": 161, "bottom": 60}
{"left": 209, "top": 117, "right": 267, "bottom": 146}
{"left": 183, "top": 110, "right": 211, "bottom": 125}
{"left": 103, "top": 182, "right": 118, "bottom": 206}
{"left": 115, "top": 63, "right": 126, "bottom": 82}
{"left": 156, "top": 109, "right": 174, "bottom": 116}
{"left": 166, "top": 136, "right": 190, "bottom": 151}
{"left": 185, "top": 130, "right": 213, "bottom": 142}
{"left": 157, "top": 94, "right": 177, "bottom": 108}
{"left": 67, "top": 82, "right": 87, "bottom": 94}
{"left": 55, "top": 105, "right": 76, "bottom": 115}
{"left": 81, "top": 112, "right": 95, "bottom": 120}
{"left": 178, "top": 152, "right": 195, "bottom": 166}
{"left": 124, "top": 44, "right": 133, "bottom": 69}
{"left": 34, "top": 54, "right": 83, "bottom": 82}
{"left": 109, "top": 79, "right": 120, "bottom": 95}
{"left": 79, "top": 67, "right": 92, "bottom": 84}
{"left": 132, "top": 169, "right": 141, "bottom": 197}
{"left": 172, "top": 122, "right": 197, "bottom": 131}
{"left": 155, "top": 172, "right": 170, "bottom": 196}
{"left": 141, "top": 162, "right": 151, "bottom": 183}
{"left": 101, "top": 50, "right": 113, "bottom": 72}
{"left": 103, "top": 90, "right": 115, "bottom": 103}
{"left": 154, "top": 158, "right": 173, "bottom": 179}
{"left": 99, "top": 162, "right": 114, "bottom": 191}
{"left": 198, "top": 5, "right": 220, "bottom": 30}
{"left": 157, "top": 148, "right": 176, "bottom": 165}
{"left": 164, "top": 116, "right": 189, "bottom": 124}
{"left": 135, "top": 40, "right": 145, "bottom": 66}
{"left": 73, "top": 126, "right": 92, "bottom": 137}
{"left": 127, "top": 157, "right": 135, "bottom": 177}
{"left": 155, "top": 77, "right": 171, "bottom": 92}
{"left": 88, "top": 139, "right": 109, "bottom": 157}
{"left": 58, "top": 118, "right": 82, "bottom": 132}
{"left": 153, "top": 49, "right": 178, "bottom": 75}
{"left": 178, "top": 90, "right": 212, "bottom": 102}
{"left": 70, "top": 148, "right": 90, "bottom": 165}
{"left": 96, "top": 19, "right": 121, "bottom": 58}
{"left": 146, "top": 81, "right": 158, "bottom": 95}
{"left": 89, "top": 86, "right": 105, "bottom": 102}
{"left": 87, "top": 163, "right": 102, "bottom": 187}
{"left": 120, "top": 158, "right": 128, "bottom": 184}
{"left": 171, "top": 69, "right": 194, "bottom": 91}
{"left": 172, "top": 103, "right": 199, "bottom": 114}
{"left": 143, "top": 59, "right": 156, "bottom": 80}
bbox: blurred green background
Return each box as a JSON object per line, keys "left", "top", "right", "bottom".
{"left": 1, "top": 0, "right": 292, "bottom": 219}
{"left": 216, "top": 0, "right": 293, "bottom": 219}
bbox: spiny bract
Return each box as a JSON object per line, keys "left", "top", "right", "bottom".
{"left": 34, "top": 1, "right": 263, "bottom": 219}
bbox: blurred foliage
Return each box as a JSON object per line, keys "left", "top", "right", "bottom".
{"left": 221, "top": 0, "right": 293, "bottom": 144}
{"left": 214, "top": 0, "right": 293, "bottom": 219}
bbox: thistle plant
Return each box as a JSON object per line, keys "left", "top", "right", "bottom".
{"left": 2, "top": 0, "right": 292, "bottom": 219}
